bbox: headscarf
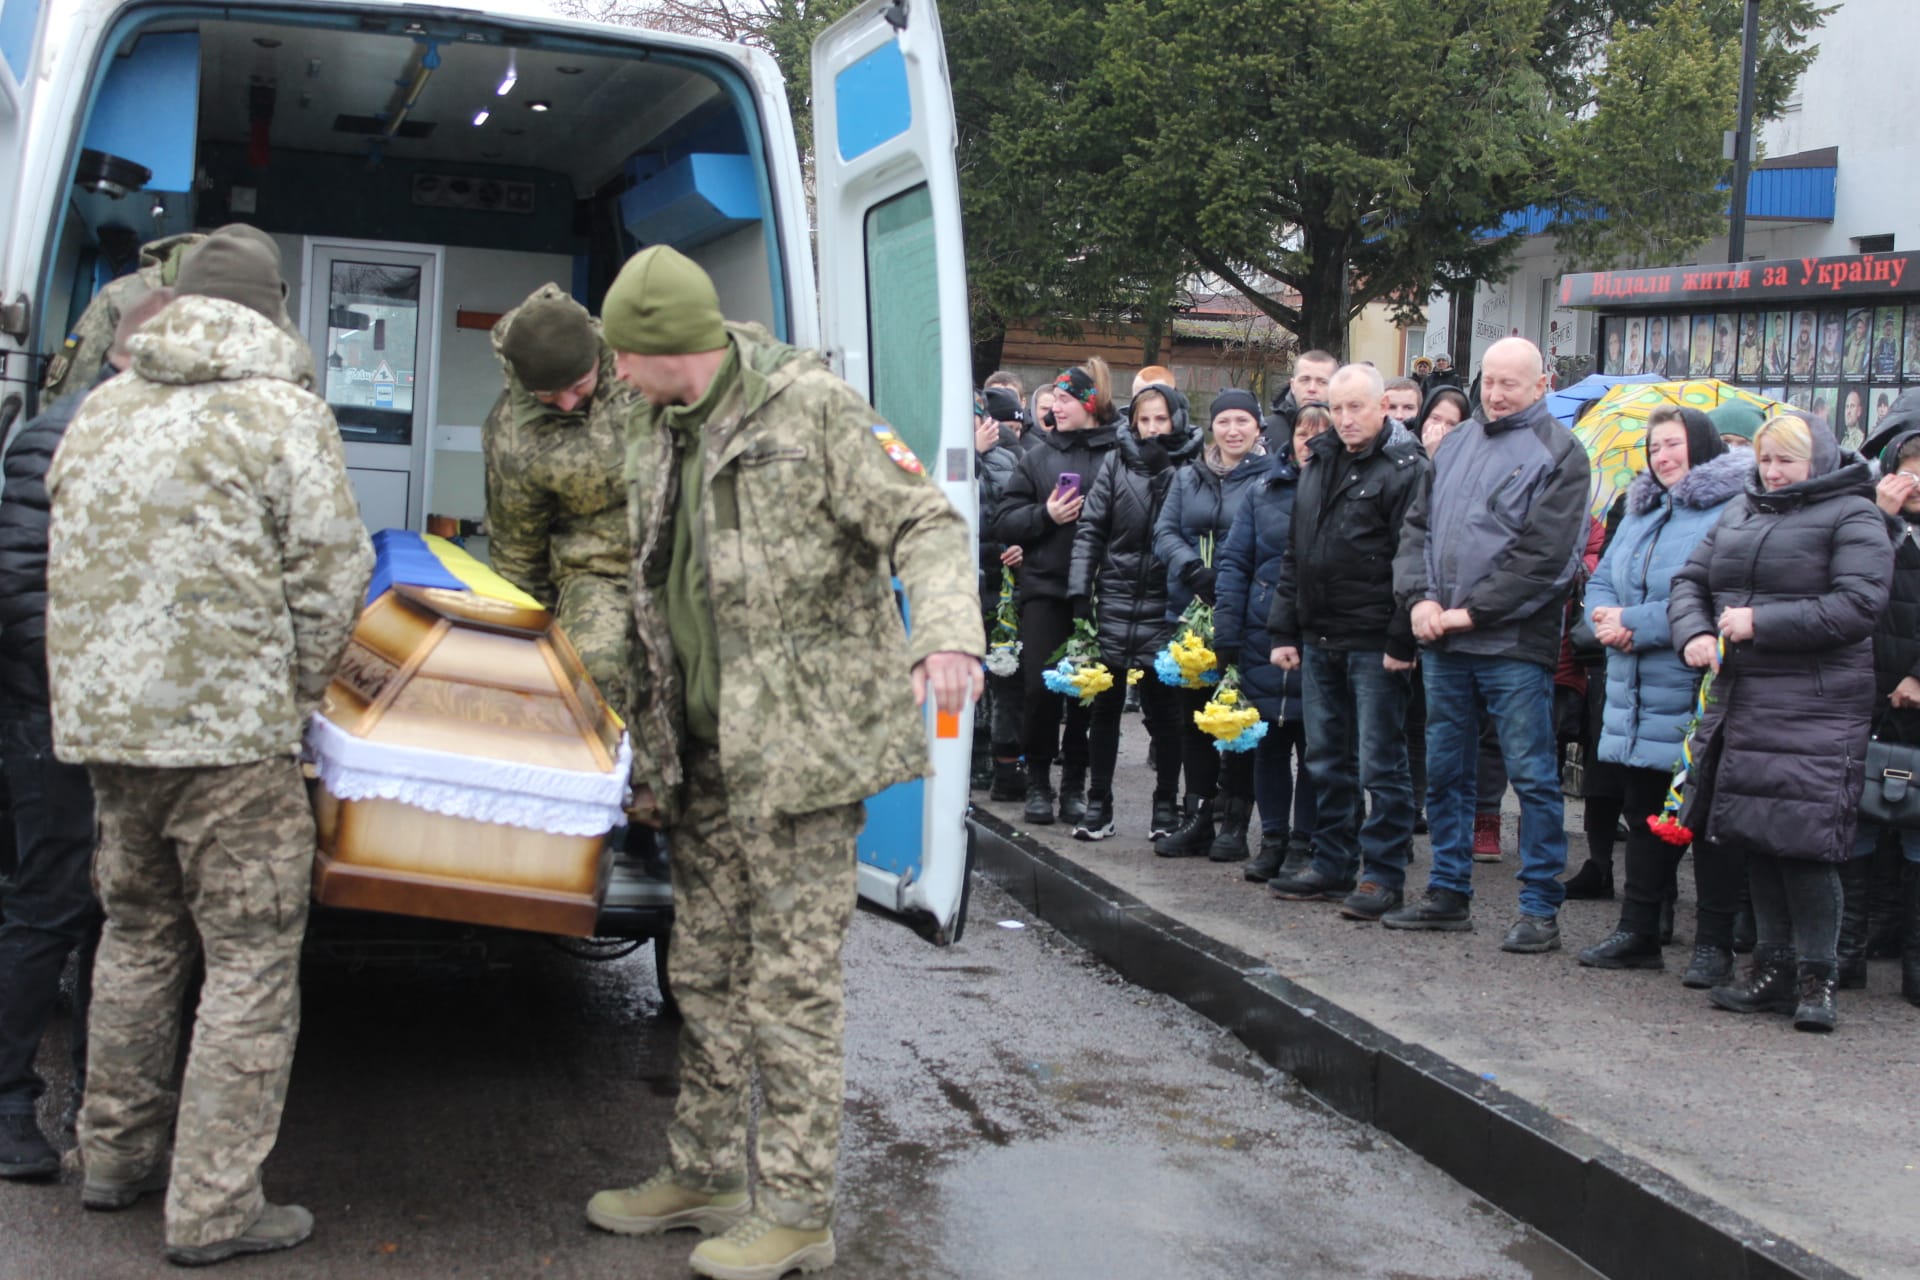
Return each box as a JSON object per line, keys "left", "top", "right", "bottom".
{"left": 1645, "top": 406, "right": 1728, "bottom": 485}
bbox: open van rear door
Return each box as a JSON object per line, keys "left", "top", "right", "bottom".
{"left": 0, "top": 0, "right": 50, "bottom": 439}
{"left": 811, "top": 0, "right": 975, "bottom": 944}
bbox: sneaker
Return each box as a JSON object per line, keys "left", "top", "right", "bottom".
{"left": 1338, "top": 882, "right": 1404, "bottom": 921}
{"left": 1501, "top": 913, "right": 1562, "bottom": 954}
{"left": 81, "top": 1158, "right": 170, "bottom": 1210}
{"left": 1021, "top": 782, "right": 1057, "bottom": 827}
{"left": 0, "top": 1114, "right": 59, "bottom": 1181}
{"left": 587, "top": 1169, "right": 751, "bottom": 1237}
{"left": 1680, "top": 945, "right": 1735, "bottom": 990}
{"left": 1576, "top": 928, "right": 1662, "bottom": 969}
{"left": 165, "top": 1203, "right": 314, "bottom": 1267}
{"left": 1073, "top": 794, "right": 1115, "bottom": 842}
{"left": 1381, "top": 887, "right": 1473, "bottom": 931}
{"left": 1148, "top": 795, "right": 1180, "bottom": 842}
{"left": 1268, "top": 865, "right": 1355, "bottom": 901}
{"left": 689, "top": 1214, "right": 836, "bottom": 1280}
{"left": 1472, "top": 812, "right": 1503, "bottom": 863}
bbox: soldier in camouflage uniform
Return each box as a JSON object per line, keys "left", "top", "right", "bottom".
{"left": 45, "top": 236, "right": 372, "bottom": 1266}
{"left": 583, "top": 247, "right": 983, "bottom": 1280}
{"left": 40, "top": 224, "right": 308, "bottom": 404}
{"left": 483, "top": 284, "right": 637, "bottom": 711}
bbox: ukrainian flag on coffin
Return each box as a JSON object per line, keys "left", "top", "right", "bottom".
{"left": 365, "top": 528, "right": 543, "bottom": 609}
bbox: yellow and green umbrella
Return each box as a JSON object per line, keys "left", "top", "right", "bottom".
{"left": 1572, "top": 380, "right": 1782, "bottom": 518}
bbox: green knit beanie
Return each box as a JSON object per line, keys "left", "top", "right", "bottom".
{"left": 175, "top": 236, "right": 286, "bottom": 321}
{"left": 1707, "top": 399, "right": 1766, "bottom": 441}
{"left": 602, "top": 246, "right": 726, "bottom": 355}
{"left": 502, "top": 293, "right": 600, "bottom": 392}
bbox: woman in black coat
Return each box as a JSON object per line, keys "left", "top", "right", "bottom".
{"left": 1668, "top": 412, "right": 1893, "bottom": 1031}
{"left": 992, "top": 360, "right": 1122, "bottom": 828}
{"left": 1067, "top": 384, "right": 1202, "bottom": 842}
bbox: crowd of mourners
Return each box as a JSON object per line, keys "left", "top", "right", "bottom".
{"left": 973, "top": 338, "right": 1920, "bottom": 1034}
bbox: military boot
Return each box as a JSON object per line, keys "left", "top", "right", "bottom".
{"left": 1207, "top": 795, "right": 1252, "bottom": 863}
{"left": 689, "top": 1214, "right": 835, "bottom": 1280}
{"left": 165, "top": 1204, "right": 314, "bottom": 1267}
{"left": 1153, "top": 798, "right": 1214, "bottom": 858}
{"left": 587, "top": 1169, "right": 751, "bottom": 1236}
{"left": 1708, "top": 943, "right": 1797, "bottom": 1015}
{"left": 1835, "top": 855, "right": 1870, "bottom": 989}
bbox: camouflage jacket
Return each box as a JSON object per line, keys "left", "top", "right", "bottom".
{"left": 482, "top": 285, "right": 635, "bottom": 609}
{"left": 46, "top": 296, "right": 374, "bottom": 767}
{"left": 625, "top": 322, "right": 984, "bottom": 823}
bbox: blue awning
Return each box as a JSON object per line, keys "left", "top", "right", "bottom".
{"left": 1488, "top": 148, "right": 1837, "bottom": 240}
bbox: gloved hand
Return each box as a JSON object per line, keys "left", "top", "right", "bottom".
{"left": 1182, "top": 561, "right": 1217, "bottom": 606}
{"left": 1070, "top": 594, "right": 1095, "bottom": 624}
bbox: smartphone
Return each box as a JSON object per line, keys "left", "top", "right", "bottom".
{"left": 1054, "top": 472, "right": 1081, "bottom": 501}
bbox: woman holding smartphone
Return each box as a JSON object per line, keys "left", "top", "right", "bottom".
{"left": 1152, "top": 389, "right": 1274, "bottom": 858}
{"left": 992, "top": 360, "right": 1123, "bottom": 827}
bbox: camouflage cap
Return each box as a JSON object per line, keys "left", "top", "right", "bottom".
{"left": 601, "top": 245, "right": 726, "bottom": 356}
{"left": 175, "top": 236, "right": 284, "bottom": 321}
{"left": 502, "top": 292, "right": 599, "bottom": 392}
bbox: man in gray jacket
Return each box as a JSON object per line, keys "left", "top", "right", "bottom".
{"left": 1387, "top": 338, "right": 1590, "bottom": 953}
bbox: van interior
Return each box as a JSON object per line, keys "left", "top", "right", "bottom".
{"left": 45, "top": 6, "right": 793, "bottom": 542}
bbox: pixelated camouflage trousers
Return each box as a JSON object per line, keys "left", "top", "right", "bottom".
{"left": 80, "top": 758, "right": 313, "bottom": 1249}
{"left": 665, "top": 747, "right": 865, "bottom": 1230}
{"left": 555, "top": 573, "right": 630, "bottom": 717}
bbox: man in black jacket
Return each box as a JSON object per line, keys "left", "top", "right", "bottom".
{"left": 1266, "top": 350, "right": 1337, "bottom": 452}
{"left": 1389, "top": 338, "right": 1590, "bottom": 953}
{"left": 0, "top": 287, "right": 173, "bottom": 1179}
{"left": 1267, "top": 364, "right": 1428, "bottom": 919}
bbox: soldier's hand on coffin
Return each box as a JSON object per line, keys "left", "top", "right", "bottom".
{"left": 626, "top": 785, "right": 665, "bottom": 829}
{"left": 913, "top": 651, "right": 985, "bottom": 715}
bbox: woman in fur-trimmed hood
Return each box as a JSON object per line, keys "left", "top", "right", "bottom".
{"left": 1579, "top": 406, "right": 1747, "bottom": 979}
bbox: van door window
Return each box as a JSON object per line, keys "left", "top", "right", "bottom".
{"left": 863, "top": 184, "right": 938, "bottom": 463}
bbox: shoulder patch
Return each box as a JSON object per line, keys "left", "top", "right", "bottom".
{"left": 870, "top": 423, "right": 925, "bottom": 475}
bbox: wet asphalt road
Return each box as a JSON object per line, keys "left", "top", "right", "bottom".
{"left": 0, "top": 879, "right": 1595, "bottom": 1279}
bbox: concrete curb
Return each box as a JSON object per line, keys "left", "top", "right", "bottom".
{"left": 968, "top": 809, "right": 1855, "bottom": 1280}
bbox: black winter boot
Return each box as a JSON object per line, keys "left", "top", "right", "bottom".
{"left": 1073, "top": 791, "right": 1115, "bottom": 842}
{"left": 1731, "top": 898, "right": 1756, "bottom": 955}
{"left": 1207, "top": 796, "right": 1252, "bottom": 863}
{"left": 1154, "top": 798, "right": 1214, "bottom": 858}
{"left": 1277, "top": 836, "right": 1314, "bottom": 882}
{"left": 1902, "top": 870, "right": 1920, "bottom": 1008}
{"left": 1562, "top": 859, "right": 1614, "bottom": 900}
{"left": 1057, "top": 764, "right": 1088, "bottom": 827}
{"left": 1681, "top": 945, "right": 1735, "bottom": 990}
{"left": 0, "top": 1114, "right": 58, "bottom": 1180}
{"left": 1658, "top": 892, "right": 1676, "bottom": 946}
{"left": 1022, "top": 778, "right": 1057, "bottom": 826}
{"left": 989, "top": 757, "right": 1027, "bottom": 803}
{"left": 1709, "top": 943, "right": 1797, "bottom": 1015}
{"left": 1836, "top": 855, "right": 1870, "bottom": 990}
{"left": 1148, "top": 792, "right": 1180, "bottom": 842}
{"left": 1792, "top": 960, "right": 1838, "bottom": 1033}
{"left": 1245, "top": 831, "right": 1289, "bottom": 882}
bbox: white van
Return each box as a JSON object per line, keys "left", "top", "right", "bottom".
{"left": 0, "top": 0, "right": 978, "bottom": 944}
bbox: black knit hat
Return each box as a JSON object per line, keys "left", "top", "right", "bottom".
{"left": 174, "top": 236, "right": 285, "bottom": 321}
{"left": 1209, "top": 388, "right": 1263, "bottom": 424}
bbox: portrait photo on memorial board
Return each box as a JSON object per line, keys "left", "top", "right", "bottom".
{"left": 1872, "top": 389, "right": 1895, "bottom": 431}
{"left": 1691, "top": 315, "right": 1715, "bottom": 376}
{"left": 1873, "top": 306, "right": 1902, "bottom": 380}
{"left": 1903, "top": 304, "right": 1920, "bottom": 378}
{"left": 1839, "top": 385, "right": 1867, "bottom": 452}
{"left": 1764, "top": 310, "right": 1789, "bottom": 380}
{"left": 1787, "top": 385, "right": 1812, "bottom": 411}
{"left": 1811, "top": 385, "right": 1837, "bottom": 427}
{"left": 1667, "top": 315, "right": 1693, "bottom": 377}
{"left": 1623, "top": 316, "right": 1645, "bottom": 375}
{"left": 1843, "top": 307, "right": 1871, "bottom": 379}
{"left": 1738, "top": 312, "right": 1763, "bottom": 380}
{"left": 1712, "top": 314, "right": 1736, "bottom": 379}
{"left": 1645, "top": 316, "right": 1667, "bottom": 377}
{"left": 1603, "top": 317, "right": 1623, "bottom": 373}
{"left": 1819, "top": 310, "right": 1844, "bottom": 378}
{"left": 1791, "top": 309, "right": 1818, "bottom": 378}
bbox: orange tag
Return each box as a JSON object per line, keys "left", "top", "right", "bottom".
{"left": 935, "top": 710, "right": 960, "bottom": 739}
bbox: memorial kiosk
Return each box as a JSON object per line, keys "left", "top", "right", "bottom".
{"left": 1561, "top": 249, "right": 1920, "bottom": 452}
{"left": 304, "top": 531, "right": 631, "bottom": 938}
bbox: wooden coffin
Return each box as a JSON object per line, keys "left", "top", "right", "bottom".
{"left": 308, "top": 542, "right": 627, "bottom": 938}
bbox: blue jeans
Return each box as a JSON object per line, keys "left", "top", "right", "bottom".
{"left": 1852, "top": 818, "right": 1920, "bottom": 863}
{"left": 1423, "top": 651, "right": 1568, "bottom": 917}
{"left": 1302, "top": 645, "right": 1414, "bottom": 890}
{"left": 1254, "top": 718, "right": 1315, "bottom": 842}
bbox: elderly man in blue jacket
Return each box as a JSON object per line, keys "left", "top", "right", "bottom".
{"left": 1388, "top": 338, "right": 1590, "bottom": 953}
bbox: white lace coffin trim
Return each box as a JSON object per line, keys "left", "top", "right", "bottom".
{"left": 304, "top": 713, "right": 632, "bottom": 837}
